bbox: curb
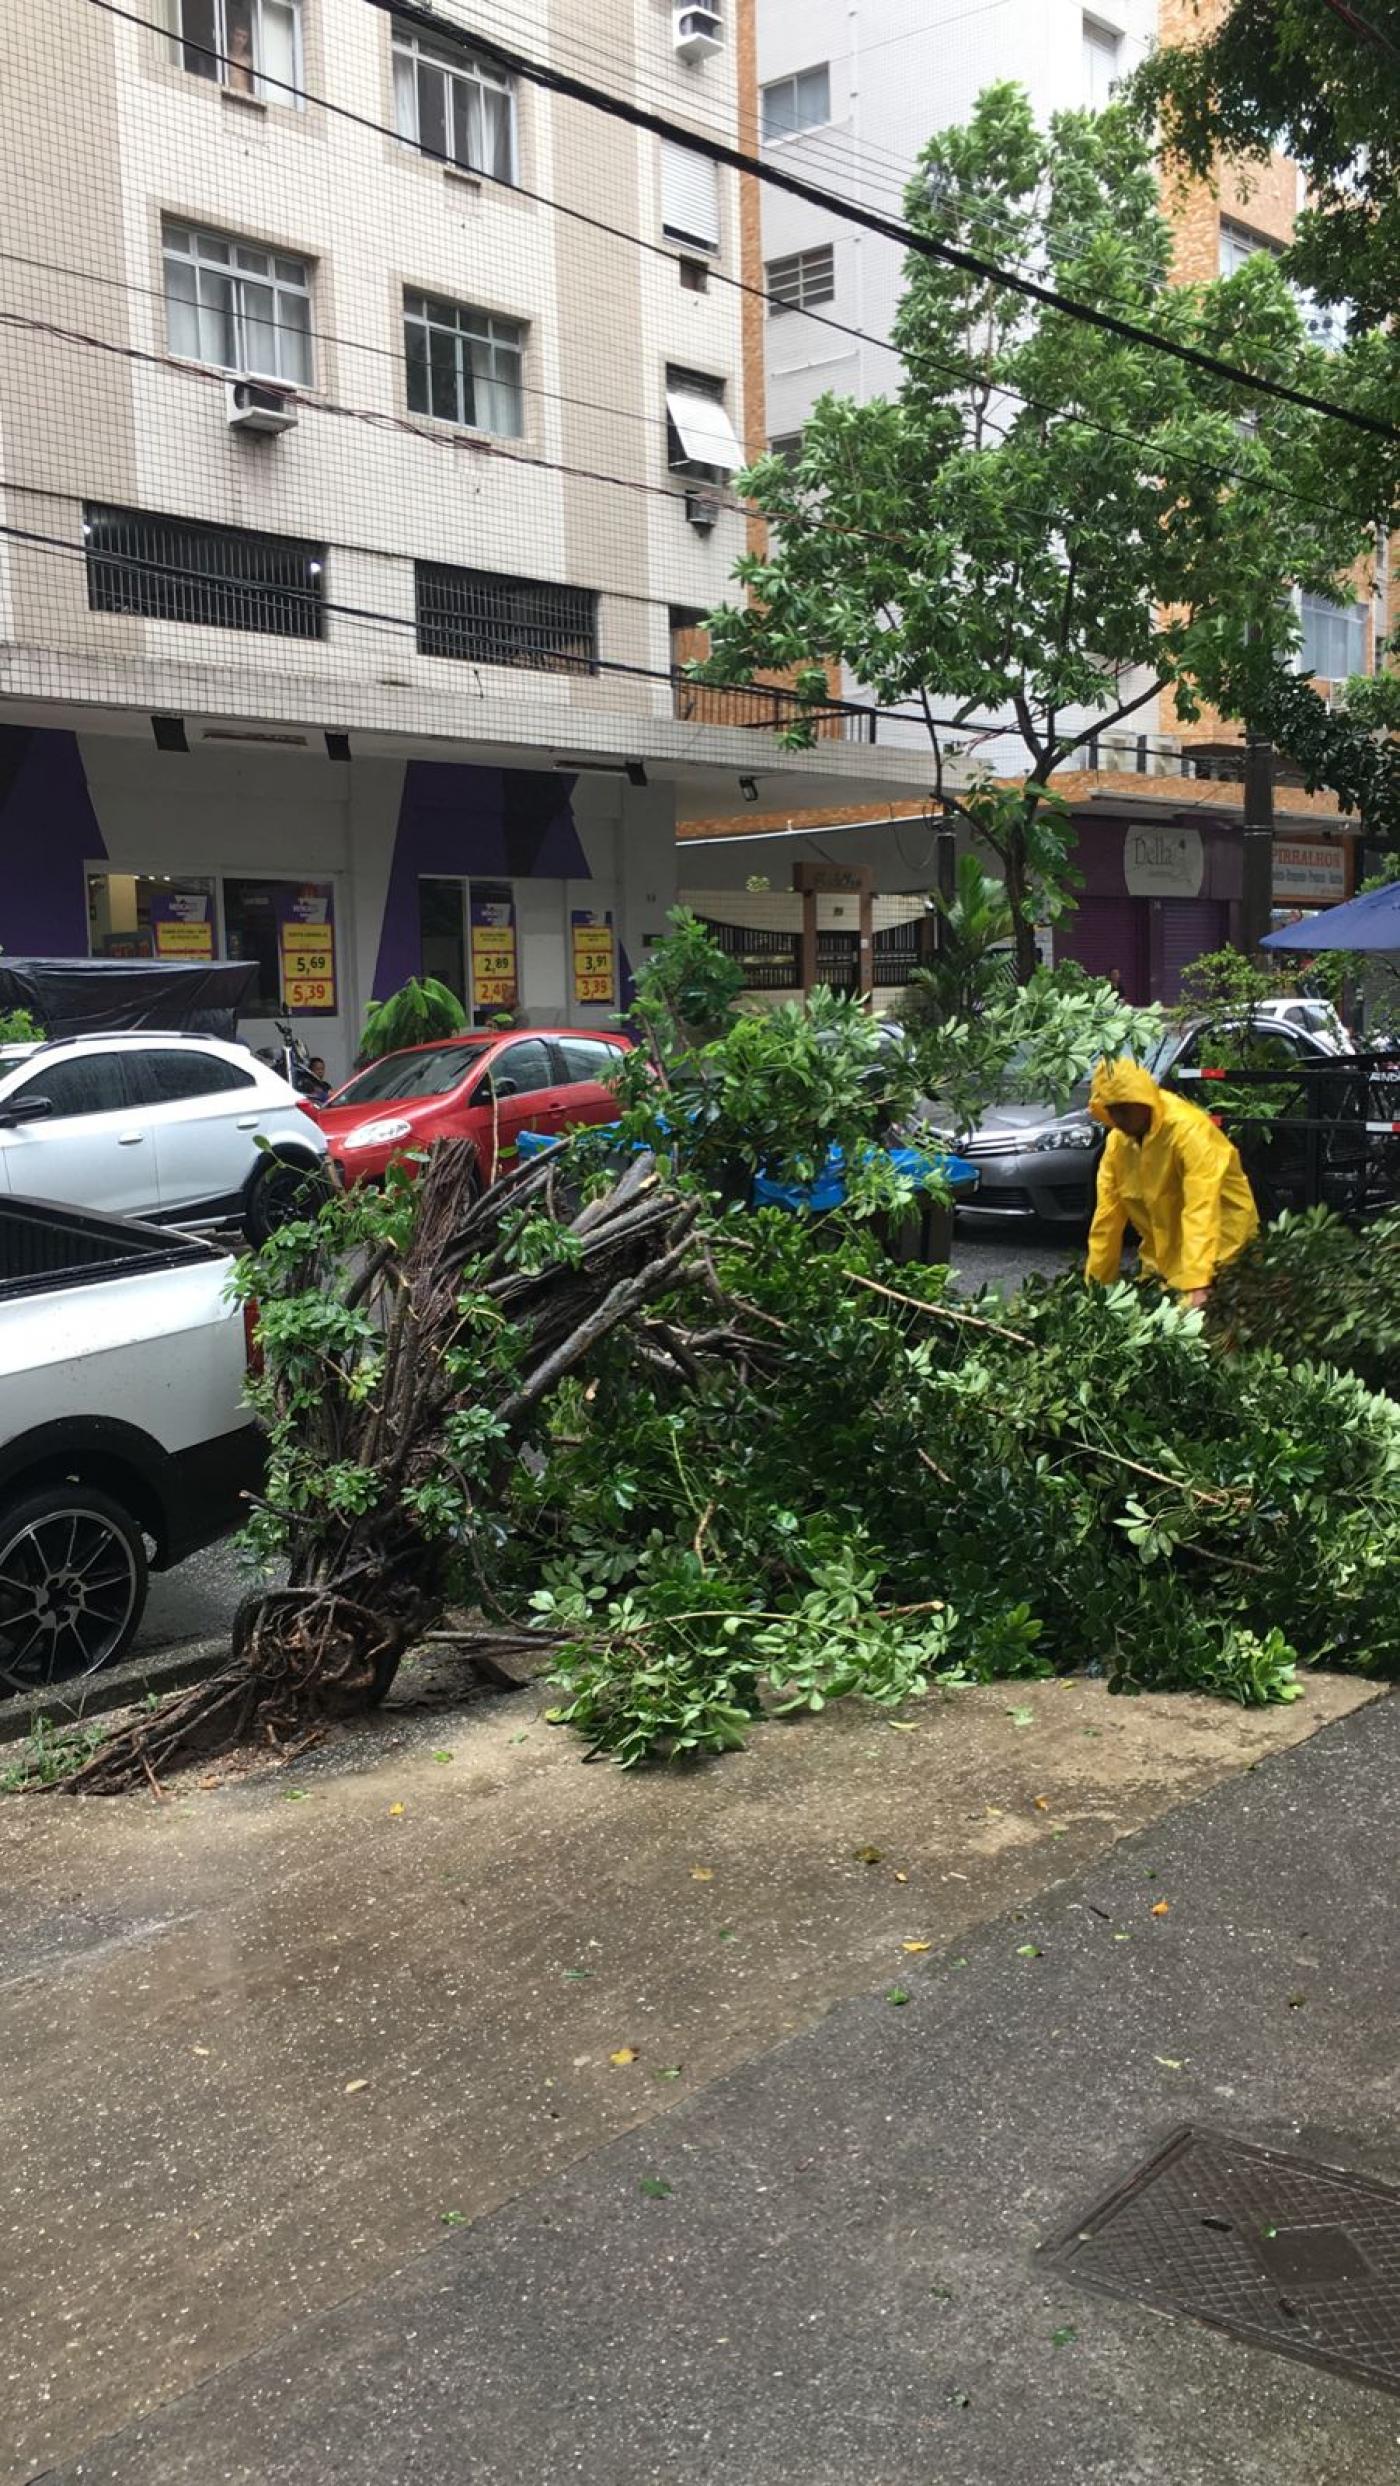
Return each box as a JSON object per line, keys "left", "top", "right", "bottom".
{"left": 0, "top": 1633, "right": 226, "bottom": 1748}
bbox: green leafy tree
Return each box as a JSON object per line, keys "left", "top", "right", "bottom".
{"left": 1133, "top": 4, "right": 1400, "bottom": 840}
{"left": 905, "top": 849, "right": 1015, "bottom": 1026}
{"left": 359, "top": 976, "right": 466, "bottom": 1063}
{"left": 696, "top": 83, "right": 1379, "bottom": 966}
{"left": 1133, "top": 0, "right": 1400, "bottom": 392}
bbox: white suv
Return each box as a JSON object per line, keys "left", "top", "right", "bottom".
{"left": 0, "top": 1034, "right": 329, "bottom": 1242}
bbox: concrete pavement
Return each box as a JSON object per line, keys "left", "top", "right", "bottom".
{"left": 3, "top": 1671, "right": 1391, "bottom": 2484}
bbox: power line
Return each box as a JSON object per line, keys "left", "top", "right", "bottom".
{"left": 5, "top": 73, "right": 1374, "bottom": 548}
{"left": 1315, "top": 0, "right": 1400, "bottom": 63}
{"left": 0, "top": 510, "right": 1166, "bottom": 749}
{"left": 6, "top": 288, "right": 1368, "bottom": 647}
{"left": 80, "top": 0, "right": 1400, "bottom": 445}
{"left": 9, "top": 517, "right": 1325, "bottom": 782}
{"left": 372, "top": 0, "right": 1400, "bottom": 446}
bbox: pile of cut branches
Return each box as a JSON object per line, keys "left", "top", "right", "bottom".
{"left": 68, "top": 1141, "right": 700, "bottom": 1794}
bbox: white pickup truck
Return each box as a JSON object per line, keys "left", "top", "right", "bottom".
{"left": 0, "top": 1196, "right": 262, "bottom": 1695}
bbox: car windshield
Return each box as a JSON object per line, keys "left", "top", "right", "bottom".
{"left": 332, "top": 1043, "right": 492, "bottom": 1106}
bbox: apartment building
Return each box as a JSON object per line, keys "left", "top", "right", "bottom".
{"left": 0, "top": 0, "right": 935, "bottom": 1072}
{"left": 677, "top": 0, "right": 1368, "bottom": 1005}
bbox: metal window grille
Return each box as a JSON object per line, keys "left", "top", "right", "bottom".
{"left": 404, "top": 292, "right": 524, "bottom": 437}
{"left": 765, "top": 247, "right": 834, "bottom": 314}
{"left": 874, "top": 920, "right": 921, "bottom": 986}
{"left": 696, "top": 918, "right": 801, "bottom": 990}
{"left": 392, "top": 22, "right": 516, "bottom": 181}
{"left": 163, "top": 221, "right": 312, "bottom": 386}
{"left": 83, "top": 505, "right": 325, "bottom": 638}
{"left": 167, "top": 0, "right": 303, "bottom": 106}
{"left": 415, "top": 564, "right": 598, "bottom": 672}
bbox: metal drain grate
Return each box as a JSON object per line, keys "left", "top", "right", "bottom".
{"left": 1045, "top": 2126, "right": 1400, "bottom": 2399}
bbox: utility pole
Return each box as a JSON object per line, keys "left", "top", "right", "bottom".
{"left": 1240, "top": 731, "right": 1275, "bottom": 955}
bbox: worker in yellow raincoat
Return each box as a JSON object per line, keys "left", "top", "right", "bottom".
{"left": 1085, "top": 1058, "right": 1259, "bottom": 1307}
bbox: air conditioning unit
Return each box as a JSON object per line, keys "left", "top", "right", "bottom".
{"left": 673, "top": 4, "right": 722, "bottom": 61}
{"left": 684, "top": 487, "right": 720, "bottom": 531}
{"left": 226, "top": 378, "right": 298, "bottom": 435}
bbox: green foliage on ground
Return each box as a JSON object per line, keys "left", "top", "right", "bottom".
{"left": 230, "top": 919, "right": 1400, "bottom": 1776}
{"left": 358, "top": 976, "right": 467, "bottom": 1062}
{"left": 505, "top": 1218, "right": 1400, "bottom": 1763}
{"left": 1209, "top": 1206, "right": 1400, "bottom": 1398}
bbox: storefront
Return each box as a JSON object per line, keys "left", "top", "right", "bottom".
{"left": 1055, "top": 802, "right": 1356, "bottom": 1004}
{"left": 0, "top": 725, "right": 661, "bottom": 1085}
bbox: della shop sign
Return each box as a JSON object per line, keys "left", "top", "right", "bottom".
{"left": 1123, "top": 827, "right": 1204, "bottom": 899}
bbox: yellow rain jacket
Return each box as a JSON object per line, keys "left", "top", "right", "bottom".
{"left": 1085, "top": 1058, "right": 1259, "bottom": 1295}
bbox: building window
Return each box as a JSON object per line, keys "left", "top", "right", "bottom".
{"left": 661, "top": 139, "right": 720, "bottom": 251}
{"left": 1299, "top": 592, "right": 1368, "bottom": 683}
{"left": 165, "top": 0, "right": 303, "bottom": 105}
{"left": 392, "top": 21, "right": 515, "bottom": 180}
{"left": 1082, "top": 16, "right": 1121, "bottom": 111}
{"left": 1219, "top": 217, "right": 1282, "bottom": 277}
{"left": 765, "top": 245, "right": 835, "bottom": 314}
{"left": 84, "top": 505, "right": 325, "bottom": 638}
{"left": 404, "top": 292, "right": 525, "bottom": 437}
{"left": 665, "top": 366, "right": 745, "bottom": 480}
{"left": 761, "top": 65, "right": 830, "bottom": 141}
{"left": 416, "top": 564, "right": 598, "bottom": 673}
{"left": 769, "top": 431, "right": 805, "bottom": 466}
{"left": 163, "top": 222, "right": 312, "bottom": 386}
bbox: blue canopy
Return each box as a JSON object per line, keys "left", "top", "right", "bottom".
{"left": 1262, "top": 880, "right": 1400, "bottom": 953}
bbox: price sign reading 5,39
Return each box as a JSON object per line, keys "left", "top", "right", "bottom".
{"left": 281, "top": 922, "right": 336, "bottom": 1014}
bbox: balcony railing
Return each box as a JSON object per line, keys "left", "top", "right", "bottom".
{"left": 670, "top": 672, "right": 877, "bottom": 742}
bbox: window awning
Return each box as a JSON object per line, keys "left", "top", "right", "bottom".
{"left": 666, "top": 386, "right": 746, "bottom": 471}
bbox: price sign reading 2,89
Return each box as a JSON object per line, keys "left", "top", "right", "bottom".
{"left": 280, "top": 922, "right": 336, "bottom": 1015}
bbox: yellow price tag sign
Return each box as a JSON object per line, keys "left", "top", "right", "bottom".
{"left": 280, "top": 922, "right": 335, "bottom": 1011}
{"left": 471, "top": 923, "right": 518, "bottom": 1008}
{"left": 571, "top": 920, "right": 616, "bottom": 1007}
{"left": 154, "top": 920, "right": 214, "bottom": 959}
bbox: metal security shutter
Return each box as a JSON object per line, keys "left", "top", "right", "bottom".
{"left": 662, "top": 141, "right": 720, "bottom": 250}
{"left": 1057, "top": 897, "right": 1146, "bottom": 998}
{"left": 1156, "top": 899, "right": 1228, "bottom": 1004}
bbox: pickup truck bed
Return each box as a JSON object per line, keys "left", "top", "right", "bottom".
{"left": 0, "top": 1198, "right": 262, "bottom": 1693}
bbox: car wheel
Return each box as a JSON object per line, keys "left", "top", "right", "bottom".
{"left": 0, "top": 1486, "right": 148, "bottom": 1694}
{"left": 244, "top": 1154, "right": 329, "bottom": 1245}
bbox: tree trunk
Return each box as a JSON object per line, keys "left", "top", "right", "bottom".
{"left": 1002, "top": 830, "right": 1040, "bottom": 985}
{"left": 61, "top": 1142, "right": 702, "bottom": 1796}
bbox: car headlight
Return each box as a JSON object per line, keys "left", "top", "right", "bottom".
{"left": 342, "top": 1116, "right": 413, "bottom": 1149}
{"left": 1033, "top": 1125, "right": 1098, "bottom": 1152}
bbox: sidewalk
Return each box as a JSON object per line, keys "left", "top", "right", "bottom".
{"left": 14, "top": 1680, "right": 1397, "bottom": 2484}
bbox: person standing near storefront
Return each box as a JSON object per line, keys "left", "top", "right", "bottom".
{"left": 1085, "top": 1057, "right": 1259, "bottom": 1308}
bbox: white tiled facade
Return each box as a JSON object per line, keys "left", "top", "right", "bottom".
{"left": 0, "top": 0, "right": 938, "bottom": 1068}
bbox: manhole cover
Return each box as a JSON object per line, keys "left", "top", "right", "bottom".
{"left": 1045, "top": 2126, "right": 1400, "bottom": 2399}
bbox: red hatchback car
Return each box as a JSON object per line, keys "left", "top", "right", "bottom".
{"left": 316, "top": 1028, "right": 631, "bottom": 1186}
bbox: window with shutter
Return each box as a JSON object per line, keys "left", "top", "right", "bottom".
{"left": 661, "top": 140, "right": 720, "bottom": 252}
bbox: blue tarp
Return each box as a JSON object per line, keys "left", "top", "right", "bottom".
{"left": 1262, "top": 880, "right": 1400, "bottom": 953}
{"left": 516, "top": 1126, "right": 979, "bottom": 1211}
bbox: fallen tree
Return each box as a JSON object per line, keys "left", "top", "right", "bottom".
{"left": 66, "top": 1141, "right": 701, "bottom": 1794}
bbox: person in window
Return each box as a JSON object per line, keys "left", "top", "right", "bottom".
{"left": 1085, "top": 1058, "right": 1258, "bottom": 1308}
{"left": 302, "top": 1054, "right": 332, "bottom": 1104}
